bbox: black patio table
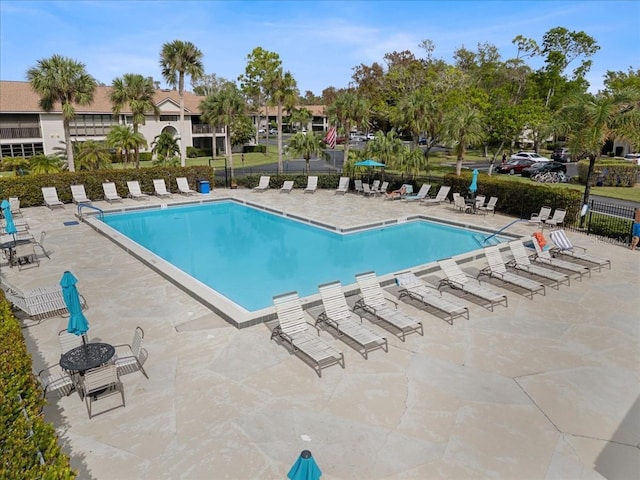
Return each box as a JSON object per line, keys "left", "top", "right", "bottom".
{"left": 60, "top": 342, "right": 115, "bottom": 374}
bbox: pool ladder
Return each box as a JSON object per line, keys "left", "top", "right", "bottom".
{"left": 77, "top": 203, "right": 104, "bottom": 221}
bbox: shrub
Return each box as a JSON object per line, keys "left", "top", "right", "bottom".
{"left": 243, "top": 145, "right": 266, "bottom": 154}
{"left": 576, "top": 159, "right": 638, "bottom": 187}
{"left": 0, "top": 166, "right": 215, "bottom": 207}
{"left": 0, "top": 292, "right": 76, "bottom": 478}
{"left": 138, "top": 152, "right": 153, "bottom": 162}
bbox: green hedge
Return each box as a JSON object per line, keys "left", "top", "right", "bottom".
{"left": 242, "top": 145, "right": 266, "bottom": 154}
{"left": 236, "top": 173, "right": 343, "bottom": 190}
{"left": 0, "top": 166, "right": 215, "bottom": 207}
{"left": 0, "top": 292, "right": 76, "bottom": 479}
{"left": 443, "top": 172, "right": 582, "bottom": 225}
{"left": 576, "top": 159, "right": 639, "bottom": 187}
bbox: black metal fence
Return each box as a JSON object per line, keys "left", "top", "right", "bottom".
{"left": 575, "top": 200, "right": 636, "bottom": 245}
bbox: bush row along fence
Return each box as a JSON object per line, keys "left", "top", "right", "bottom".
{"left": 581, "top": 200, "right": 636, "bottom": 245}
{"left": 0, "top": 293, "right": 76, "bottom": 478}
{"left": 0, "top": 166, "right": 214, "bottom": 207}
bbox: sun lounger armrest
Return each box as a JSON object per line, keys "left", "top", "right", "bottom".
{"left": 477, "top": 266, "right": 491, "bottom": 278}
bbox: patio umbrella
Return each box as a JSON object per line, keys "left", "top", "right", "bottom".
{"left": 469, "top": 169, "right": 479, "bottom": 195}
{"left": 354, "top": 159, "right": 385, "bottom": 167}
{"left": 287, "top": 450, "right": 322, "bottom": 480}
{"left": 60, "top": 271, "right": 89, "bottom": 340}
{"left": 1, "top": 199, "right": 17, "bottom": 238}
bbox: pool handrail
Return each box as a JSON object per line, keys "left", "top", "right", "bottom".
{"left": 482, "top": 219, "right": 527, "bottom": 244}
{"left": 78, "top": 203, "right": 104, "bottom": 221}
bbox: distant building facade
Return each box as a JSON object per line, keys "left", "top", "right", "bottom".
{"left": 0, "top": 81, "right": 329, "bottom": 160}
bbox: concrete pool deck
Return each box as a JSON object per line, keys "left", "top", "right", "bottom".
{"left": 5, "top": 188, "right": 640, "bottom": 479}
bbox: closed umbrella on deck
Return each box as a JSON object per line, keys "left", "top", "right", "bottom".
{"left": 61, "top": 271, "right": 89, "bottom": 340}
{"left": 288, "top": 450, "right": 322, "bottom": 480}
{"left": 469, "top": 169, "right": 479, "bottom": 196}
{"left": 1, "top": 199, "right": 17, "bottom": 237}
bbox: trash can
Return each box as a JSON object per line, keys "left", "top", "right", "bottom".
{"left": 198, "top": 180, "right": 210, "bottom": 194}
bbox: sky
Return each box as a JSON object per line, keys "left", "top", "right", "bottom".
{"left": 1, "top": 0, "right": 639, "bottom": 96}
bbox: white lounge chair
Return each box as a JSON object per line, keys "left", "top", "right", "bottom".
{"left": 9, "top": 197, "right": 22, "bottom": 217}
{"left": 71, "top": 184, "right": 92, "bottom": 205}
{"left": 102, "top": 182, "right": 123, "bottom": 203}
{"left": 544, "top": 208, "right": 566, "bottom": 228}
{"left": 529, "top": 206, "right": 552, "bottom": 225}
{"left": 304, "top": 176, "right": 318, "bottom": 194}
{"left": 253, "top": 176, "right": 270, "bottom": 192}
{"left": 403, "top": 184, "right": 431, "bottom": 202}
{"left": 437, "top": 258, "right": 508, "bottom": 311}
{"left": 176, "top": 177, "right": 197, "bottom": 195}
{"left": 378, "top": 181, "right": 389, "bottom": 195}
{"left": 126, "top": 181, "right": 149, "bottom": 200}
{"left": 41, "top": 187, "right": 64, "bottom": 209}
{"left": 0, "top": 279, "right": 82, "bottom": 321}
{"left": 507, "top": 240, "right": 570, "bottom": 289}
{"left": 36, "top": 363, "right": 74, "bottom": 398}
{"left": 421, "top": 185, "right": 451, "bottom": 205}
{"left": 280, "top": 180, "right": 294, "bottom": 193}
{"left": 153, "top": 179, "right": 173, "bottom": 197}
{"left": 354, "top": 179, "right": 363, "bottom": 194}
{"left": 549, "top": 230, "right": 611, "bottom": 271}
{"left": 395, "top": 271, "right": 469, "bottom": 324}
{"left": 531, "top": 232, "right": 591, "bottom": 280}
{"left": 80, "top": 364, "right": 125, "bottom": 419}
{"left": 479, "top": 245, "right": 546, "bottom": 299}
{"left": 362, "top": 183, "right": 375, "bottom": 197}
{"left": 271, "top": 291, "right": 345, "bottom": 377}
{"left": 353, "top": 271, "right": 423, "bottom": 341}
{"left": 478, "top": 196, "right": 498, "bottom": 215}
{"left": 317, "top": 281, "right": 388, "bottom": 359}
{"left": 113, "top": 326, "right": 149, "bottom": 378}
{"left": 335, "top": 176, "right": 349, "bottom": 194}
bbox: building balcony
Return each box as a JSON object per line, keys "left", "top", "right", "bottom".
{"left": 0, "top": 126, "right": 42, "bottom": 140}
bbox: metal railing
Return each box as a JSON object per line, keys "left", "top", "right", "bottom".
{"left": 0, "top": 127, "right": 41, "bottom": 139}
{"left": 580, "top": 200, "right": 636, "bottom": 244}
{"left": 77, "top": 203, "right": 104, "bottom": 221}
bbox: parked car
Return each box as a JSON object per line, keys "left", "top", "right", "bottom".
{"left": 258, "top": 128, "right": 266, "bottom": 134}
{"left": 551, "top": 148, "right": 571, "bottom": 162}
{"left": 366, "top": 132, "right": 376, "bottom": 141}
{"left": 624, "top": 153, "right": 640, "bottom": 165}
{"left": 269, "top": 128, "right": 277, "bottom": 135}
{"left": 510, "top": 151, "right": 551, "bottom": 162}
{"left": 521, "top": 161, "right": 567, "bottom": 178}
{"left": 495, "top": 158, "right": 535, "bottom": 174}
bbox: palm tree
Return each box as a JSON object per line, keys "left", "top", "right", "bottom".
{"left": 270, "top": 70, "right": 298, "bottom": 173}
{"left": 27, "top": 54, "right": 97, "bottom": 172}
{"left": 559, "top": 88, "right": 640, "bottom": 222}
{"left": 327, "top": 91, "right": 370, "bottom": 168}
{"left": 286, "top": 132, "right": 327, "bottom": 172}
{"left": 29, "top": 154, "right": 63, "bottom": 174}
{"left": 151, "top": 131, "right": 180, "bottom": 165}
{"left": 110, "top": 74, "right": 160, "bottom": 168}
{"left": 365, "top": 130, "right": 404, "bottom": 167}
{"left": 159, "top": 40, "right": 204, "bottom": 167}
{"left": 442, "top": 104, "right": 485, "bottom": 175}
{"left": 75, "top": 140, "right": 112, "bottom": 170}
{"left": 0, "top": 156, "right": 30, "bottom": 175}
{"left": 105, "top": 125, "right": 147, "bottom": 166}
{"left": 199, "top": 83, "right": 246, "bottom": 179}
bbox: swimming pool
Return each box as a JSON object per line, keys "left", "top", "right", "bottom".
{"left": 101, "top": 201, "right": 505, "bottom": 312}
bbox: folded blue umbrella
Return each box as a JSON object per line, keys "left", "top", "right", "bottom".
{"left": 287, "top": 451, "right": 322, "bottom": 480}
{"left": 1, "top": 199, "right": 17, "bottom": 236}
{"left": 60, "top": 271, "right": 89, "bottom": 337}
{"left": 469, "top": 169, "right": 479, "bottom": 193}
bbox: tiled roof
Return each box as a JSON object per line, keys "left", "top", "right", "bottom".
{"left": 0, "top": 80, "right": 328, "bottom": 117}
{"left": 0, "top": 80, "right": 205, "bottom": 114}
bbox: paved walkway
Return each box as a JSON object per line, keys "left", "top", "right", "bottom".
{"left": 5, "top": 188, "right": 639, "bottom": 479}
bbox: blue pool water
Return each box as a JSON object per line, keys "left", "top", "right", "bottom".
{"left": 102, "top": 202, "right": 501, "bottom": 311}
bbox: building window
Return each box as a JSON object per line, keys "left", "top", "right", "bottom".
{"left": 160, "top": 115, "right": 178, "bottom": 122}
{"left": 70, "top": 114, "right": 116, "bottom": 136}
{"left": 0, "top": 142, "right": 44, "bottom": 159}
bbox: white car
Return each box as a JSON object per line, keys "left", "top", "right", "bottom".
{"left": 510, "top": 151, "right": 551, "bottom": 162}
{"left": 366, "top": 132, "right": 376, "bottom": 141}
{"left": 624, "top": 153, "right": 640, "bottom": 165}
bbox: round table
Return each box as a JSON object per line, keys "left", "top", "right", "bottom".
{"left": 60, "top": 342, "right": 115, "bottom": 373}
